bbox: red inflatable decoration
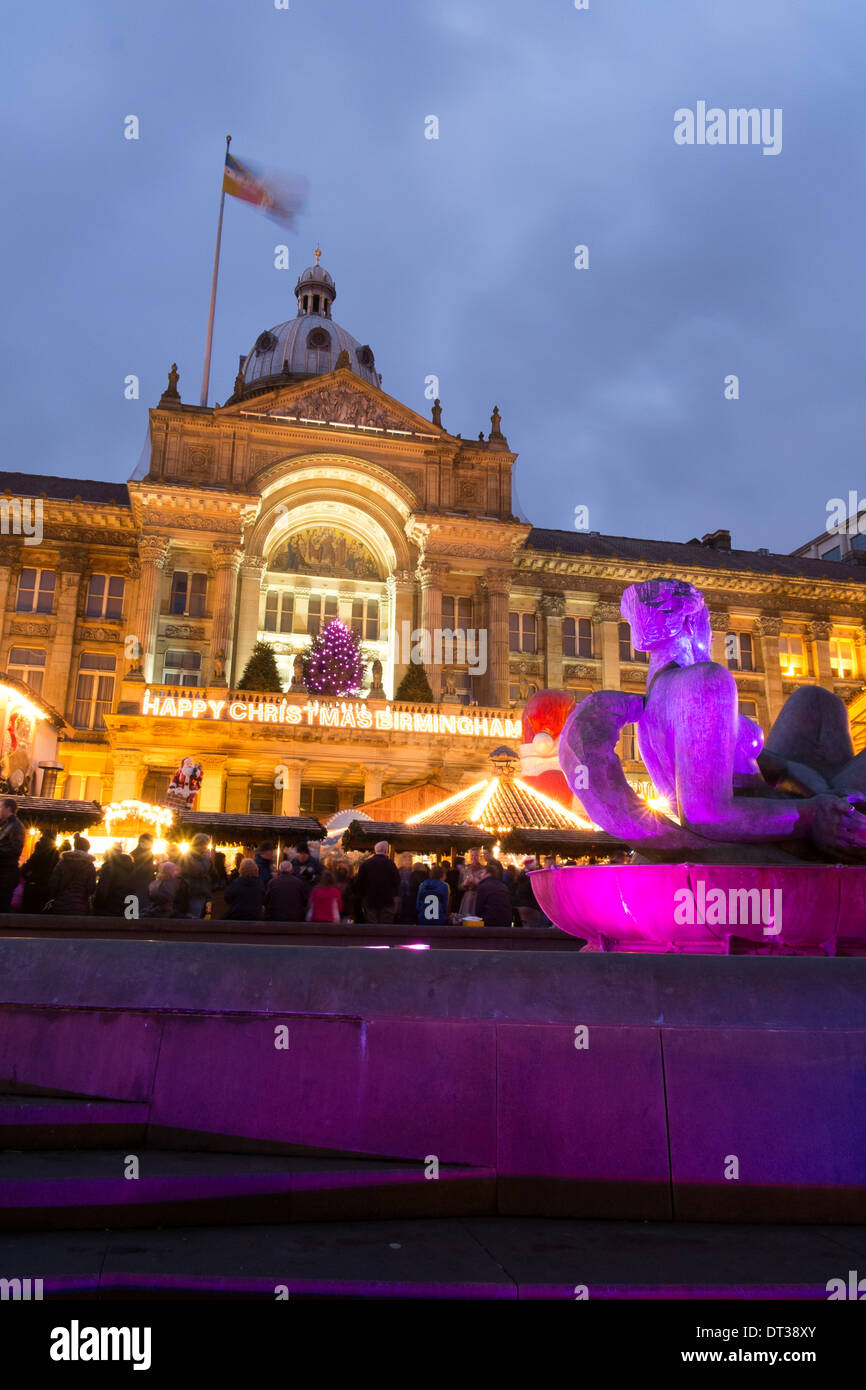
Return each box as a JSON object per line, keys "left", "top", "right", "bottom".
{"left": 518, "top": 689, "right": 577, "bottom": 809}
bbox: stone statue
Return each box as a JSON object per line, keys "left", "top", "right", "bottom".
{"left": 559, "top": 577, "right": 866, "bottom": 863}
{"left": 490, "top": 405, "right": 502, "bottom": 439}
{"left": 431, "top": 398, "right": 442, "bottom": 427}
{"left": 370, "top": 659, "right": 384, "bottom": 694}
{"left": 212, "top": 649, "right": 226, "bottom": 684}
{"left": 290, "top": 654, "right": 306, "bottom": 692}
{"left": 161, "top": 363, "right": 180, "bottom": 403}
{"left": 233, "top": 371, "right": 244, "bottom": 397}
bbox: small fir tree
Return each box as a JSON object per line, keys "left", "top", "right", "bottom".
{"left": 304, "top": 619, "right": 366, "bottom": 697}
{"left": 394, "top": 661, "right": 434, "bottom": 703}
{"left": 237, "top": 640, "right": 283, "bottom": 692}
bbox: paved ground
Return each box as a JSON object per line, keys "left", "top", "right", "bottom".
{"left": 2, "top": 1217, "right": 865, "bottom": 1298}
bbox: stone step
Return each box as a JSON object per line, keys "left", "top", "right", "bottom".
{"left": 0, "top": 1096, "right": 149, "bottom": 1149}
{"left": 0, "top": 1216, "right": 863, "bottom": 1299}
{"left": 0, "top": 1149, "right": 496, "bottom": 1229}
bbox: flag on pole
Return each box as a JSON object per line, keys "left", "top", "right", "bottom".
{"left": 222, "top": 152, "right": 308, "bottom": 228}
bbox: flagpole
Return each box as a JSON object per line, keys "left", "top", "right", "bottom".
{"left": 200, "top": 134, "right": 231, "bottom": 407}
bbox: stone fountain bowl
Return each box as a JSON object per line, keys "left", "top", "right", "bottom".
{"left": 530, "top": 863, "right": 866, "bottom": 955}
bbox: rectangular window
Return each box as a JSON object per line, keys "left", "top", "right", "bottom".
{"left": 739, "top": 699, "right": 759, "bottom": 722}
{"left": 16, "top": 568, "right": 55, "bottom": 614}
{"left": 85, "top": 574, "right": 125, "bottom": 620}
{"left": 562, "top": 617, "right": 576, "bottom": 658}
{"left": 442, "top": 596, "right": 472, "bottom": 632}
{"left": 779, "top": 635, "right": 806, "bottom": 677}
{"left": 248, "top": 783, "right": 276, "bottom": 815}
{"left": 820, "top": 545, "right": 842, "bottom": 562}
{"left": 171, "top": 571, "right": 207, "bottom": 617}
{"left": 726, "top": 632, "right": 754, "bottom": 671}
{"left": 830, "top": 639, "right": 857, "bottom": 680}
{"left": 351, "top": 598, "right": 380, "bottom": 641}
{"left": 73, "top": 652, "right": 116, "bottom": 730}
{"left": 577, "top": 617, "right": 593, "bottom": 658}
{"left": 510, "top": 611, "right": 537, "bottom": 653}
{"left": 163, "top": 649, "right": 202, "bottom": 687}
{"left": 619, "top": 622, "right": 648, "bottom": 664}
{"left": 307, "top": 596, "right": 322, "bottom": 636}
{"left": 7, "top": 646, "right": 46, "bottom": 694}
{"left": 264, "top": 590, "right": 294, "bottom": 634}
{"left": 299, "top": 785, "right": 338, "bottom": 817}
{"left": 620, "top": 724, "right": 636, "bottom": 762}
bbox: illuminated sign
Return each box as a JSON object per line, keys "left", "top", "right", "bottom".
{"left": 140, "top": 691, "right": 522, "bottom": 741}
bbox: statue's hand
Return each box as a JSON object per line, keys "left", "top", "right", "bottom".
{"left": 809, "top": 794, "right": 866, "bottom": 853}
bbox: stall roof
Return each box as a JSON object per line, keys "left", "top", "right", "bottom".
{"left": 341, "top": 820, "right": 497, "bottom": 853}
{"left": 171, "top": 811, "right": 326, "bottom": 843}
{"left": 13, "top": 798, "right": 103, "bottom": 831}
{"left": 500, "top": 826, "right": 629, "bottom": 857}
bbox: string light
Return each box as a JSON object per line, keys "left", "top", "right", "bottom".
{"left": 101, "top": 801, "right": 174, "bottom": 835}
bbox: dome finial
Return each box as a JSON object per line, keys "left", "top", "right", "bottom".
{"left": 314, "top": 244, "right": 322, "bottom": 266}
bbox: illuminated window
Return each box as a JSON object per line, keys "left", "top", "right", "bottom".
{"left": 85, "top": 574, "right": 125, "bottom": 620}
{"left": 726, "top": 632, "right": 754, "bottom": 671}
{"left": 779, "top": 635, "right": 806, "bottom": 677}
{"left": 509, "top": 611, "right": 536, "bottom": 653}
{"left": 619, "top": 724, "right": 637, "bottom": 761}
{"left": 619, "top": 622, "right": 648, "bottom": 663}
{"left": 442, "top": 596, "right": 472, "bottom": 634}
{"left": 307, "top": 595, "right": 338, "bottom": 636}
{"left": 351, "top": 598, "right": 379, "bottom": 640}
{"left": 16, "top": 568, "right": 55, "bottom": 614}
{"left": 562, "top": 617, "right": 593, "bottom": 658}
{"left": 73, "top": 653, "right": 116, "bottom": 730}
{"left": 830, "top": 639, "right": 857, "bottom": 680}
{"left": 264, "top": 590, "right": 294, "bottom": 634}
{"left": 163, "top": 650, "right": 202, "bottom": 687}
{"left": 170, "top": 571, "right": 207, "bottom": 617}
{"left": 6, "top": 646, "right": 46, "bottom": 694}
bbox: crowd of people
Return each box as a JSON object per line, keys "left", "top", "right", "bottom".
{"left": 0, "top": 799, "right": 550, "bottom": 927}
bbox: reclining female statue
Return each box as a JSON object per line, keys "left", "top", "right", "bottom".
{"left": 559, "top": 578, "right": 866, "bottom": 863}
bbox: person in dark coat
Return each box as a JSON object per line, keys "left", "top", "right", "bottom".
{"left": 93, "top": 850, "right": 136, "bottom": 916}
{"left": 254, "top": 841, "right": 276, "bottom": 887}
{"left": 144, "top": 860, "right": 181, "bottom": 917}
{"left": 0, "top": 797, "right": 27, "bottom": 911}
{"left": 475, "top": 860, "right": 514, "bottom": 928}
{"left": 355, "top": 841, "right": 401, "bottom": 923}
{"left": 223, "top": 857, "right": 264, "bottom": 919}
{"left": 515, "top": 856, "right": 544, "bottom": 926}
{"left": 291, "top": 841, "right": 323, "bottom": 888}
{"left": 47, "top": 837, "right": 97, "bottom": 914}
{"left": 180, "top": 833, "right": 215, "bottom": 919}
{"left": 19, "top": 829, "right": 59, "bottom": 913}
{"left": 264, "top": 861, "right": 309, "bottom": 921}
{"left": 128, "top": 834, "right": 156, "bottom": 917}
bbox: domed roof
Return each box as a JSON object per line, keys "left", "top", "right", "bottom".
{"left": 234, "top": 250, "right": 380, "bottom": 397}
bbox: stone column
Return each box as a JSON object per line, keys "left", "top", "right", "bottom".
{"left": 208, "top": 544, "right": 242, "bottom": 686}
{"left": 418, "top": 560, "right": 447, "bottom": 700}
{"left": 0, "top": 564, "right": 14, "bottom": 633}
{"left": 709, "top": 609, "right": 730, "bottom": 665}
{"left": 809, "top": 620, "right": 834, "bottom": 691}
{"left": 232, "top": 557, "right": 266, "bottom": 687}
{"left": 224, "top": 764, "right": 252, "bottom": 814}
{"left": 362, "top": 765, "right": 384, "bottom": 802}
{"left": 541, "top": 594, "right": 566, "bottom": 689}
{"left": 387, "top": 569, "right": 415, "bottom": 698}
{"left": 591, "top": 600, "right": 622, "bottom": 690}
{"left": 337, "top": 589, "right": 354, "bottom": 627}
{"left": 197, "top": 754, "right": 226, "bottom": 812}
{"left": 756, "top": 615, "right": 784, "bottom": 724}
{"left": 481, "top": 569, "right": 511, "bottom": 708}
{"left": 129, "top": 537, "right": 170, "bottom": 685}
{"left": 45, "top": 553, "right": 83, "bottom": 712}
{"left": 278, "top": 758, "right": 305, "bottom": 816}
{"left": 110, "top": 748, "right": 146, "bottom": 801}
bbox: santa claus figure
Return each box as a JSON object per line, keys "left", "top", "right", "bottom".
{"left": 518, "top": 689, "right": 577, "bottom": 809}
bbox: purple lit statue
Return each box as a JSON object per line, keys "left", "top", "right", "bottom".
{"left": 559, "top": 578, "right": 866, "bottom": 863}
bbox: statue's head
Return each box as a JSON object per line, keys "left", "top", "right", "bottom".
{"left": 620, "top": 578, "right": 712, "bottom": 665}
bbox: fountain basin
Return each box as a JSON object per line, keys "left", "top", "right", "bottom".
{"left": 530, "top": 863, "right": 866, "bottom": 955}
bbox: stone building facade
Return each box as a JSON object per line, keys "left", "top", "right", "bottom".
{"left": 1, "top": 254, "right": 865, "bottom": 816}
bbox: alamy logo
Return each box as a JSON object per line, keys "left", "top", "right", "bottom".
{"left": 674, "top": 880, "right": 782, "bottom": 936}
{"left": 674, "top": 102, "right": 782, "bottom": 156}
{"left": 0, "top": 497, "right": 42, "bottom": 545}
{"left": 50, "top": 1320, "right": 152, "bottom": 1370}
{"left": 393, "top": 621, "right": 487, "bottom": 676}
{"left": 827, "top": 1270, "right": 866, "bottom": 1299}
{"left": 0, "top": 1276, "right": 43, "bottom": 1300}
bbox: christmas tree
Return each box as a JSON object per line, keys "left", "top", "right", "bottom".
{"left": 394, "top": 661, "right": 434, "bottom": 702}
{"left": 237, "top": 640, "right": 283, "bottom": 692}
{"left": 304, "top": 619, "right": 366, "bottom": 697}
